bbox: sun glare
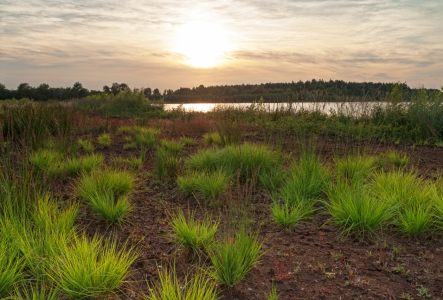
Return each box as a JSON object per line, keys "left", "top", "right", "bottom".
{"left": 175, "top": 21, "right": 230, "bottom": 68}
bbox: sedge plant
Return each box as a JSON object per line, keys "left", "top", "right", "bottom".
{"left": 97, "top": 133, "right": 111, "bottom": 147}
{"left": 49, "top": 234, "right": 138, "bottom": 300}
{"left": 145, "top": 267, "right": 218, "bottom": 300}
{"left": 208, "top": 228, "right": 264, "bottom": 288}
{"left": 76, "top": 168, "right": 136, "bottom": 225}
{"left": 169, "top": 209, "right": 218, "bottom": 252}
{"left": 77, "top": 138, "right": 94, "bottom": 153}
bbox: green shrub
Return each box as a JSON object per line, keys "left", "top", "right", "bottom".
{"left": 77, "top": 139, "right": 94, "bottom": 153}
{"left": 145, "top": 268, "right": 218, "bottom": 300}
{"left": 208, "top": 229, "right": 264, "bottom": 287}
{"left": 49, "top": 234, "right": 137, "bottom": 299}
{"left": 169, "top": 210, "right": 218, "bottom": 251}
{"left": 97, "top": 133, "right": 111, "bottom": 147}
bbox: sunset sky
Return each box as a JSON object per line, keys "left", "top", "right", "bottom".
{"left": 1, "top": 0, "right": 442, "bottom": 91}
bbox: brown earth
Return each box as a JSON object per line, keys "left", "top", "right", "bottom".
{"left": 59, "top": 117, "right": 443, "bottom": 300}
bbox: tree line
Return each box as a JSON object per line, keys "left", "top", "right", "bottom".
{"left": 1, "top": 80, "right": 441, "bottom": 102}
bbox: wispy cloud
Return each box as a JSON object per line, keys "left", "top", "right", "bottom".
{"left": 0, "top": 0, "right": 442, "bottom": 90}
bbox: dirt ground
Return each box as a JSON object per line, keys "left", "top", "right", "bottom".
{"left": 64, "top": 117, "right": 443, "bottom": 300}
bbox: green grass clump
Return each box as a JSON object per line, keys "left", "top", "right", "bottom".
{"left": 29, "top": 149, "right": 61, "bottom": 171}
{"left": 186, "top": 143, "right": 281, "bottom": 182}
{"left": 145, "top": 268, "right": 218, "bottom": 300}
{"left": 208, "top": 229, "right": 264, "bottom": 288}
{"left": 160, "top": 139, "right": 184, "bottom": 155}
{"left": 169, "top": 210, "right": 218, "bottom": 252}
{"left": 14, "top": 284, "right": 61, "bottom": 300}
{"left": 335, "top": 155, "right": 375, "bottom": 181}
{"left": 127, "top": 156, "right": 143, "bottom": 169}
{"left": 81, "top": 153, "right": 104, "bottom": 172}
{"left": 32, "top": 195, "right": 78, "bottom": 236}
{"left": 372, "top": 171, "right": 434, "bottom": 236}
{"left": 76, "top": 169, "right": 136, "bottom": 224}
{"left": 177, "top": 170, "right": 229, "bottom": 202}
{"left": 203, "top": 132, "right": 223, "bottom": 146}
{"left": 49, "top": 234, "right": 137, "bottom": 300}
{"left": 388, "top": 151, "right": 410, "bottom": 168}
{"left": 97, "top": 133, "right": 111, "bottom": 147}
{"left": 134, "top": 127, "right": 160, "bottom": 148}
{"left": 271, "top": 202, "right": 312, "bottom": 228}
{"left": 78, "top": 138, "right": 94, "bottom": 153}
{"left": 259, "top": 167, "right": 286, "bottom": 194}
{"left": 117, "top": 126, "right": 133, "bottom": 135}
{"left": 180, "top": 136, "right": 195, "bottom": 146}
{"left": 65, "top": 157, "right": 82, "bottom": 176}
{"left": 123, "top": 142, "right": 137, "bottom": 149}
{"left": 265, "top": 284, "right": 280, "bottom": 300}
{"left": 326, "top": 180, "right": 396, "bottom": 238}
{"left": 156, "top": 147, "right": 180, "bottom": 179}
{"left": 0, "top": 239, "right": 24, "bottom": 298}
{"left": 275, "top": 153, "right": 330, "bottom": 215}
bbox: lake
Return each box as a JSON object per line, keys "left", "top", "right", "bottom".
{"left": 163, "top": 102, "right": 389, "bottom": 116}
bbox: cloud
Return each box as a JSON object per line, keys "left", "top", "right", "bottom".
{"left": 0, "top": 0, "right": 442, "bottom": 90}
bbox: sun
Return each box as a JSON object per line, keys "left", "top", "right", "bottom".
{"left": 175, "top": 21, "right": 230, "bottom": 68}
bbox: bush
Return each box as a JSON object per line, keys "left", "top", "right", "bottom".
{"left": 169, "top": 210, "right": 218, "bottom": 251}
{"left": 208, "top": 228, "right": 264, "bottom": 287}
{"left": 49, "top": 234, "right": 137, "bottom": 299}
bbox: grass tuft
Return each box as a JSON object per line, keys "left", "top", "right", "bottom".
{"left": 169, "top": 210, "right": 218, "bottom": 252}
{"left": 97, "top": 133, "right": 111, "bottom": 147}
{"left": 208, "top": 228, "right": 264, "bottom": 288}
{"left": 49, "top": 234, "right": 137, "bottom": 299}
